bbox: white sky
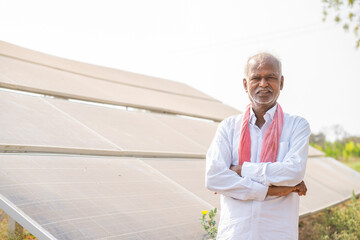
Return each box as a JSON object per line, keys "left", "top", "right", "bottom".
{"left": 1, "top": 0, "right": 360, "bottom": 139}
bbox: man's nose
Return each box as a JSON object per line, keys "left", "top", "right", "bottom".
{"left": 259, "top": 78, "right": 268, "bottom": 87}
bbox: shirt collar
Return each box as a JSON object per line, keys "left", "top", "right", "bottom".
{"left": 249, "top": 103, "right": 278, "bottom": 125}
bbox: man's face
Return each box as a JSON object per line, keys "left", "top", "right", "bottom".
{"left": 243, "top": 57, "right": 284, "bottom": 109}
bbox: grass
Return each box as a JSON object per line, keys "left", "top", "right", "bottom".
{"left": 299, "top": 155, "right": 360, "bottom": 239}
{"left": 344, "top": 160, "right": 360, "bottom": 172}
{"left": 299, "top": 192, "right": 360, "bottom": 240}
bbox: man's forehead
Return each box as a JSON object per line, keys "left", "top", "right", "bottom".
{"left": 249, "top": 72, "right": 278, "bottom": 77}
{"left": 247, "top": 58, "right": 281, "bottom": 74}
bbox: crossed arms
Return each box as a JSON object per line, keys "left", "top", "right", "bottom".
{"left": 230, "top": 165, "right": 307, "bottom": 197}
{"left": 205, "top": 117, "right": 311, "bottom": 201}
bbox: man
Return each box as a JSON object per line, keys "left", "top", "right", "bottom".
{"left": 205, "top": 52, "right": 310, "bottom": 240}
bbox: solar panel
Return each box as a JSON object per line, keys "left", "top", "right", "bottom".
{"left": 0, "top": 90, "right": 120, "bottom": 153}
{"left": 48, "top": 96, "right": 210, "bottom": 154}
{"left": 0, "top": 89, "right": 218, "bottom": 156}
{"left": 142, "top": 158, "right": 220, "bottom": 208}
{"left": 300, "top": 156, "right": 360, "bottom": 216}
{"left": 0, "top": 40, "right": 216, "bottom": 101}
{"left": 0, "top": 154, "right": 213, "bottom": 239}
{"left": 0, "top": 42, "right": 241, "bottom": 121}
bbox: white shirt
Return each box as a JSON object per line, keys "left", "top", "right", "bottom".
{"left": 205, "top": 104, "right": 311, "bottom": 240}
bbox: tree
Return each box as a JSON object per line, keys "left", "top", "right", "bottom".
{"left": 332, "top": 124, "right": 349, "bottom": 142}
{"left": 322, "top": 0, "right": 360, "bottom": 48}
{"left": 310, "top": 132, "right": 326, "bottom": 146}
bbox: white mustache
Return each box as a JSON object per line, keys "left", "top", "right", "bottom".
{"left": 256, "top": 88, "right": 273, "bottom": 94}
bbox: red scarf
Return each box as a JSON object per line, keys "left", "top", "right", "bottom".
{"left": 238, "top": 104, "right": 284, "bottom": 165}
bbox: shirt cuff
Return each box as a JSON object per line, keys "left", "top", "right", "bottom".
{"left": 242, "top": 162, "right": 267, "bottom": 185}
{"left": 249, "top": 178, "right": 268, "bottom": 201}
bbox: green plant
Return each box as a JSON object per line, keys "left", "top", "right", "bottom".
{"left": 310, "top": 137, "right": 360, "bottom": 167}
{"left": 312, "top": 191, "right": 360, "bottom": 239}
{"left": 200, "top": 208, "right": 217, "bottom": 239}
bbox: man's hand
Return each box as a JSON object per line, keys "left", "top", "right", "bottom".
{"left": 293, "top": 181, "right": 307, "bottom": 196}
{"left": 267, "top": 181, "right": 307, "bottom": 197}
{"left": 230, "top": 165, "right": 242, "bottom": 177}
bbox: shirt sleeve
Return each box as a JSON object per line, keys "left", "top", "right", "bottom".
{"left": 205, "top": 118, "right": 269, "bottom": 201}
{"left": 241, "top": 118, "right": 311, "bottom": 187}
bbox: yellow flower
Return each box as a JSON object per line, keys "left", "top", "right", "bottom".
{"left": 202, "top": 210, "right": 208, "bottom": 215}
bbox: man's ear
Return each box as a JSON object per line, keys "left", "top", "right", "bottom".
{"left": 243, "top": 78, "right": 248, "bottom": 93}
{"left": 280, "top": 75, "right": 284, "bottom": 90}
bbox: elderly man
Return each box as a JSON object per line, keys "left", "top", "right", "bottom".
{"left": 206, "top": 52, "right": 310, "bottom": 240}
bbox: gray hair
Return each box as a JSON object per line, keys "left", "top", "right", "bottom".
{"left": 244, "top": 52, "right": 282, "bottom": 78}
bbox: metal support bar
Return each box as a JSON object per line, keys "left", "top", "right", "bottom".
{"left": 0, "top": 211, "right": 6, "bottom": 222}
{"left": 8, "top": 217, "right": 24, "bottom": 239}
{"left": 8, "top": 216, "right": 15, "bottom": 236}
